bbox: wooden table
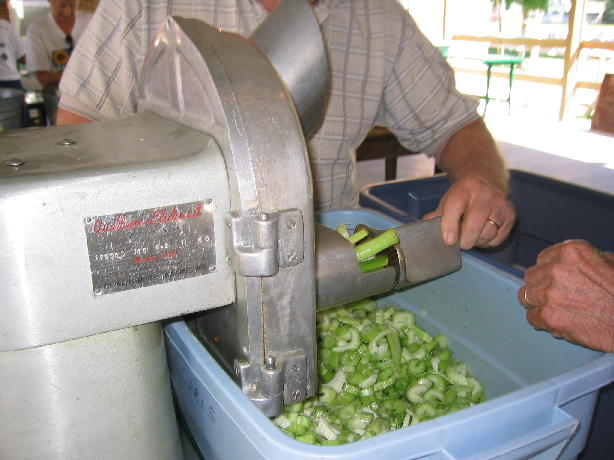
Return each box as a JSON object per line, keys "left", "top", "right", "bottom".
{"left": 356, "top": 127, "right": 421, "bottom": 181}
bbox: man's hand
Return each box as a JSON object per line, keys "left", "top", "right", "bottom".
{"left": 424, "top": 118, "right": 516, "bottom": 250}
{"left": 424, "top": 174, "right": 515, "bottom": 249}
{"left": 518, "top": 240, "right": 614, "bottom": 353}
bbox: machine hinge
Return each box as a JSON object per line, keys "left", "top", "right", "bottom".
{"left": 226, "top": 208, "right": 304, "bottom": 276}
{"left": 281, "top": 351, "right": 308, "bottom": 405}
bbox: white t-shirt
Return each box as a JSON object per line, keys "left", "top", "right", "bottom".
{"left": 0, "top": 19, "right": 24, "bottom": 81}
{"left": 25, "top": 10, "right": 92, "bottom": 74}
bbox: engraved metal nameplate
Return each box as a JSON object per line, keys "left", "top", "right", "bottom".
{"left": 84, "top": 200, "right": 215, "bottom": 295}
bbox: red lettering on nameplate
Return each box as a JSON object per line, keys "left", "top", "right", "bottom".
{"left": 134, "top": 255, "right": 157, "bottom": 264}
{"left": 84, "top": 200, "right": 216, "bottom": 295}
{"left": 93, "top": 204, "right": 204, "bottom": 234}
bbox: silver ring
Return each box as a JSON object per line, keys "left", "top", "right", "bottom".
{"left": 487, "top": 218, "right": 501, "bottom": 231}
{"left": 523, "top": 288, "right": 530, "bottom": 305}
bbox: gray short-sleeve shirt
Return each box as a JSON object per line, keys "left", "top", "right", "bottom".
{"left": 60, "top": 0, "right": 478, "bottom": 209}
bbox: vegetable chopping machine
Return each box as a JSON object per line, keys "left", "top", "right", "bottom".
{"left": 0, "top": 1, "right": 460, "bottom": 458}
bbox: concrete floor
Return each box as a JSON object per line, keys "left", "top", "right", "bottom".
{"left": 486, "top": 110, "right": 614, "bottom": 195}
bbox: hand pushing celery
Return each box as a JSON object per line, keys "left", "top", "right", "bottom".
{"left": 274, "top": 299, "right": 486, "bottom": 445}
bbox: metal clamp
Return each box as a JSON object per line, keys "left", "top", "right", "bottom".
{"left": 226, "top": 209, "right": 304, "bottom": 277}
{"left": 232, "top": 350, "right": 307, "bottom": 417}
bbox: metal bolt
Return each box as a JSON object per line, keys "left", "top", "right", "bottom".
{"left": 257, "top": 212, "right": 268, "bottom": 222}
{"left": 58, "top": 138, "right": 76, "bottom": 146}
{"left": 292, "top": 389, "right": 301, "bottom": 400}
{"left": 93, "top": 288, "right": 103, "bottom": 296}
{"left": 234, "top": 365, "right": 241, "bottom": 376}
{"left": 205, "top": 199, "right": 212, "bottom": 205}
{"left": 286, "top": 250, "right": 298, "bottom": 263}
{"left": 286, "top": 218, "right": 296, "bottom": 230}
{"left": 5, "top": 158, "right": 25, "bottom": 167}
{"left": 208, "top": 265, "right": 216, "bottom": 272}
{"left": 291, "top": 364, "right": 300, "bottom": 373}
{"left": 265, "top": 356, "right": 276, "bottom": 370}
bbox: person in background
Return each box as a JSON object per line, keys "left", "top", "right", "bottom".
{"left": 0, "top": 9, "right": 32, "bottom": 128}
{"left": 56, "top": 0, "right": 516, "bottom": 250}
{"left": 519, "top": 240, "right": 614, "bottom": 353}
{"left": 25, "top": 0, "right": 92, "bottom": 90}
{"left": 0, "top": 16, "right": 24, "bottom": 90}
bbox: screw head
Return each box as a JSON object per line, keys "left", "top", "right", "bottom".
{"left": 58, "top": 138, "right": 76, "bottom": 146}
{"left": 257, "top": 212, "right": 268, "bottom": 222}
{"left": 265, "top": 356, "right": 276, "bottom": 370}
{"left": 286, "top": 218, "right": 297, "bottom": 230}
{"left": 292, "top": 389, "right": 301, "bottom": 400}
{"left": 5, "top": 158, "right": 25, "bottom": 167}
{"left": 286, "top": 250, "right": 298, "bottom": 263}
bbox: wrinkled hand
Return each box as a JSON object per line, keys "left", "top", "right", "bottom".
{"left": 423, "top": 175, "right": 515, "bottom": 250}
{"left": 518, "top": 240, "right": 614, "bottom": 353}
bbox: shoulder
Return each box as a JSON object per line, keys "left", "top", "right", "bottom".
{"left": 326, "top": 0, "right": 411, "bottom": 17}
{"left": 75, "top": 9, "right": 94, "bottom": 30}
{"left": 87, "top": 0, "right": 146, "bottom": 20}
{"left": 76, "top": 10, "right": 94, "bottom": 22}
{"left": 326, "top": 0, "right": 416, "bottom": 35}
{"left": 27, "top": 12, "right": 52, "bottom": 34}
{"left": 0, "top": 20, "right": 18, "bottom": 42}
{"left": 0, "top": 20, "right": 14, "bottom": 38}
{"left": 80, "top": 0, "right": 149, "bottom": 35}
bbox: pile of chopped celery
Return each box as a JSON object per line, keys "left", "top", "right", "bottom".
{"left": 274, "top": 299, "right": 486, "bottom": 445}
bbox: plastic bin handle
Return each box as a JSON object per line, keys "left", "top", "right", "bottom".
{"left": 445, "top": 407, "right": 578, "bottom": 460}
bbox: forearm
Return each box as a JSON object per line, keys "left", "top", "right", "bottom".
{"left": 424, "top": 117, "right": 515, "bottom": 249}
{"left": 35, "top": 71, "right": 62, "bottom": 89}
{"left": 56, "top": 107, "right": 94, "bottom": 126}
{"left": 437, "top": 117, "right": 509, "bottom": 195}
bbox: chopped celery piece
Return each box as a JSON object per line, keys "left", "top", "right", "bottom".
{"left": 355, "top": 229, "right": 400, "bottom": 262}
{"left": 315, "top": 418, "right": 340, "bottom": 441}
{"left": 359, "top": 256, "right": 389, "bottom": 273}
{"left": 348, "top": 228, "right": 369, "bottom": 245}
{"left": 336, "top": 223, "right": 350, "bottom": 240}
